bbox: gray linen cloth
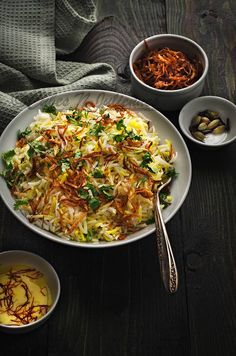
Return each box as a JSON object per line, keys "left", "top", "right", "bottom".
{"left": 0, "top": 0, "right": 116, "bottom": 133}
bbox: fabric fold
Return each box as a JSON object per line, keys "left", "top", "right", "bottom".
{"left": 0, "top": 0, "right": 116, "bottom": 133}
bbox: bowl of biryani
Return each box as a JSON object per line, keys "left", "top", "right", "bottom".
{"left": 0, "top": 90, "right": 191, "bottom": 247}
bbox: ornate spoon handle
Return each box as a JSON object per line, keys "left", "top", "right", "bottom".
{"left": 153, "top": 194, "right": 178, "bottom": 294}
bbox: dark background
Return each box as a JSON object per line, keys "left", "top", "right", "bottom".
{"left": 1, "top": 1, "right": 236, "bottom": 355}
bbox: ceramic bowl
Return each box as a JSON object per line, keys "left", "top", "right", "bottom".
{"left": 178, "top": 96, "right": 236, "bottom": 148}
{"left": 0, "top": 250, "right": 60, "bottom": 333}
{"left": 129, "top": 34, "right": 209, "bottom": 111}
{"left": 0, "top": 90, "right": 191, "bottom": 248}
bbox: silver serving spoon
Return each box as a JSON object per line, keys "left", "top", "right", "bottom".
{"left": 153, "top": 177, "right": 178, "bottom": 294}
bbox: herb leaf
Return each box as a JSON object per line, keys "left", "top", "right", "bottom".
{"left": 78, "top": 189, "right": 88, "bottom": 200}
{"left": 73, "top": 111, "right": 82, "bottom": 120}
{"left": 90, "top": 123, "right": 104, "bottom": 137}
{"left": 78, "top": 184, "right": 101, "bottom": 209}
{"left": 93, "top": 170, "right": 104, "bottom": 178}
{"left": 14, "top": 199, "right": 29, "bottom": 210}
{"left": 166, "top": 167, "right": 178, "bottom": 178}
{"left": 89, "top": 197, "right": 100, "bottom": 210}
{"left": 2, "top": 150, "right": 15, "bottom": 168}
{"left": 99, "top": 185, "right": 114, "bottom": 200}
{"left": 140, "top": 152, "right": 152, "bottom": 168}
{"left": 116, "top": 119, "right": 126, "bottom": 130}
{"left": 126, "top": 130, "right": 142, "bottom": 141}
{"left": 146, "top": 217, "right": 155, "bottom": 224}
{"left": 66, "top": 114, "right": 83, "bottom": 126}
{"left": 17, "top": 128, "right": 31, "bottom": 139}
{"left": 86, "top": 230, "right": 93, "bottom": 241}
{"left": 42, "top": 104, "right": 57, "bottom": 115}
{"left": 138, "top": 176, "right": 148, "bottom": 185}
{"left": 160, "top": 192, "right": 171, "bottom": 209}
{"left": 78, "top": 188, "right": 89, "bottom": 200}
{"left": 114, "top": 134, "right": 125, "bottom": 142}
{"left": 28, "top": 141, "right": 47, "bottom": 157}
{"left": 59, "top": 159, "right": 70, "bottom": 172}
{"left": 114, "top": 127, "right": 141, "bottom": 142}
{"left": 86, "top": 183, "right": 98, "bottom": 196}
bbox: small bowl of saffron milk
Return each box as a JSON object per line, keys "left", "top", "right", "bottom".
{"left": 0, "top": 250, "right": 60, "bottom": 333}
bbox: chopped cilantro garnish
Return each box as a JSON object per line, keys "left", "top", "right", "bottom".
{"left": 0, "top": 169, "right": 18, "bottom": 187}
{"left": 99, "top": 185, "right": 114, "bottom": 200}
{"left": 114, "top": 134, "right": 125, "bottom": 142}
{"left": 86, "top": 183, "right": 98, "bottom": 196}
{"left": 59, "top": 159, "right": 70, "bottom": 172}
{"left": 17, "top": 128, "right": 31, "bottom": 139}
{"left": 166, "top": 167, "right": 178, "bottom": 178}
{"left": 93, "top": 170, "right": 104, "bottom": 178}
{"left": 73, "top": 111, "right": 82, "bottom": 120}
{"left": 90, "top": 123, "right": 104, "bottom": 137}
{"left": 86, "top": 230, "right": 93, "bottom": 241}
{"left": 116, "top": 118, "right": 126, "bottom": 130}
{"left": 160, "top": 191, "right": 171, "bottom": 209}
{"left": 126, "top": 130, "right": 142, "bottom": 141}
{"left": 89, "top": 197, "right": 100, "bottom": 210}
{"left": 114, "top": 126, "right": 141, "bottom": 142}
{"left": 27, "top": 146, "right": 34, "bottom": 158}
{"left": 140, "top": 152, "right": 153, "bottom": 168}
{"left": 2, "top": 150, "right": 15, "bottom": 168}
{"left": 139, "top": 176, "right": 148, "bottom": 184}
{"left": 66, "top": 115, "right": 82, "bottom": 126}
{"left": 42, "top": 104, "right": 57, "bottom": 115}
{"left": 28, "top": 141, "right": 47, "bottom": 157}
{"left": 32, "top": 142, "right": 45, "bottom": 151}
{"left": 78, "top": 185, "right": 100, "bottom": 209}
{"left": 14, "top": 199, "right": 29, "bottom": 210}
{"left": 78, "top": 188, "right": 89, "bottom": 200}
{"left": 146, "top": 217, "right": 155, "bottom": 224}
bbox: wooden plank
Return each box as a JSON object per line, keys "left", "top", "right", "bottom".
{"left": 0, "top": 204, "right": 6, "bottom": 250}
{"left": 0, "top": 210, "right": 52, "bottom": 355}
{"left": 66, "top": 0, "right": 167, "bottom": 95}
{"left": 57, "top": 1, "right": 190, "bottom": 355}
{"left": 166, "top": 0, "right": 236, "bottom": 99}
{"left": 0, "top": 2, "right": 191, "bottom": 355}
{"left": 4, "top": 1, "right": 236, "bottom": 355}
{"left": 166, "top": 1, "right": 236, "bottom": 355}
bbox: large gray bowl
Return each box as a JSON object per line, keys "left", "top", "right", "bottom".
{"left": 0, "top": 90, "right": 192, "bottom": 248}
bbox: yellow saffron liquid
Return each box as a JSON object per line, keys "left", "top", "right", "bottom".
{"left": 0, "top": 264, "right": 51, "bottom": 326}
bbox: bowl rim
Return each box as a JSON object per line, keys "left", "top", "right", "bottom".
{"left": 0, "top": 249, "right": 60, "bottom": 330}
{"left": 178, "top": 95, "right": 236, "bottom": 147}
{"left": 0, "top": 89, "right": 192, "bottom": 248}
{"left": 129, "top": 33, "right": 209, "bottom": 94}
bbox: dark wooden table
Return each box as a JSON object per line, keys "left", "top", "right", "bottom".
{"left": 1, "top": 1, "right": 236, "bottom": 355}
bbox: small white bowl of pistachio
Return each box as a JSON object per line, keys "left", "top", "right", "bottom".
{"left": 179, "top": 96, "right": 236, "bottom": 148}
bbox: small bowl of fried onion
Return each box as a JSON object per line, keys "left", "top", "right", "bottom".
{"left": 129, "top": 34, "right": 209, "bottom": 111}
